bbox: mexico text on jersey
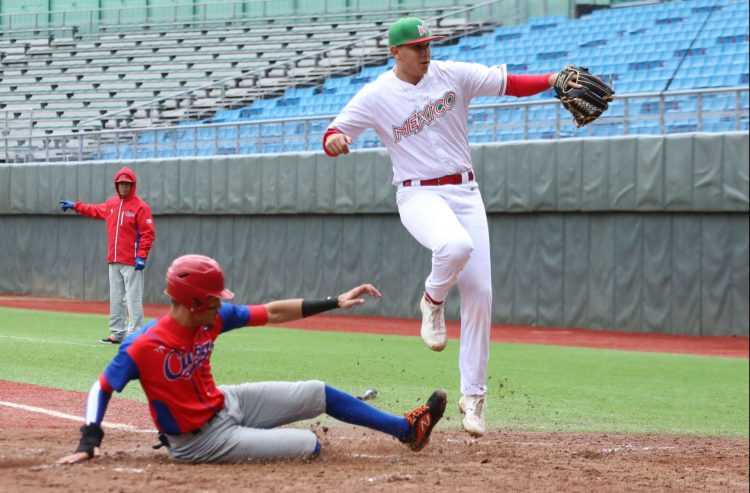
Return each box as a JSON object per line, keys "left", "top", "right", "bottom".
{"left": 393, "top": 91, "right": 457, "bottom": 142}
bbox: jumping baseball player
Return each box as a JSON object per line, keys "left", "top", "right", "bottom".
{"left": 57, "top": 254, "right": 447, "bottom": 464}
{"left": 60, "top": 166, "right": 155, "bottom": 344}
{"left": 323, "top": 17, "right": 581, "bottom": 436}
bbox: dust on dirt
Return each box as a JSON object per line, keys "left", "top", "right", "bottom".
{"left": 1, "top": 426, "right": 747, "bottom": 493}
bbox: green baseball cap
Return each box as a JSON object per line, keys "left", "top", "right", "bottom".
{"left": 388, "top": 17, "right": 445, "bottom": 47}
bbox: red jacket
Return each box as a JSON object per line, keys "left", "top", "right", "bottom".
{"left": 74, "top": 167, "right": 155, "bottom": 265}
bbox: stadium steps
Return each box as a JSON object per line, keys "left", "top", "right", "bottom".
{"left": 4, "top": 1, "right": 748, "bottom": 161}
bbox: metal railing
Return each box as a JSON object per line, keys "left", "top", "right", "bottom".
{"left": 3, "top": 86, "right": 747, "bottom": 163}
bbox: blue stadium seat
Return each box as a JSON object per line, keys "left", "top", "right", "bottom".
{"left": 592, "top": 123, "right": 621, "bottom": 137}
{"left": 309, "top": 120, "right": 331, "bottom": 133}
{"left": 498, "top": 110, "right": 523, "bottom": 123}
{"left": 606, "top": 99, "right": 625, "bottom": 117}
{"left": 284, "top": 141, "right": 306, "bottom": 152}
{"left": 469, "top": 130, "right": 493, "bottom": 143}
{"left": 529, "top": 105, "right": 554, "bottom": 121}
{"left": 629, "top": 122, "right": 660, "bottom": 135}
{"left": 706, "top": 118, "right": 737, "bottom": 132}
{"left": 240, "top": 125, "right": 260, "bottom": 138}
{"left": 217, "top": 146, "right": 238, "bottom": 155}
{"left": 498, "top": 130, "right": 524, "bottom": 142}
{"left": 636, "top": 99, "right": 662, "bottom": 115}
{"left": 177, "top": 127, "right": 196, "bottom": 142}
{"left": 360, "top": 65, "right": 388, "bottom": 77}
{"left": 219, "top": 127, "right": 238, "bottom": 140}
{"left": 283, "top": 87, "right": 317, "bottom": 99}
{"left": 468, "top": 109, "right": 492, "bottom": 124}
{"left": 527, "top": 127, "right": 558, "bottom": 140}
{"left": 197, "top": 127, "right": 216, "bottom": 141}
{"left": 212, "top": 109, "right": 244, "bottom": 122}
{"left": 664, "top": 96, "right": 696, "bottom": 113}
{"left": 239, "top": 144, "right": 259, "bottom": 155}
{"left": 667, "top": 121, "right": 698, "bottom": 134}
{"left": 473, "top": 96, "right": 496, "bottom": 105}
{"left": 158, "top": 130, "right": 176, "bottom": 143}
{"left": 137, "top": 0, "right": 748, "bottom": 156}
{"left": 261, "top": 124, "right": 281, "bottom": 137}
{"left": 262, "top": 142, "right": 281, "bottom": 153}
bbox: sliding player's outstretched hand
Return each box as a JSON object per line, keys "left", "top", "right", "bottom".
{"left": 337, "top": 284, "right": 382, "bottom": 309}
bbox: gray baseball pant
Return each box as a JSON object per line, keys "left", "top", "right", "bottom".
{"left": 108, "top": 263, "right": 144, "bottom": 341}
{"left": 166, "top": 380, "right": 325, "bottom": 463}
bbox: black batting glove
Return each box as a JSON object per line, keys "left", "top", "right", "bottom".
{"left": 75, "top": 423, "right": 104, "bottom": 459}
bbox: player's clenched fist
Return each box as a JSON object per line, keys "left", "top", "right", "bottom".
{"left": 324, "top": 133, "right": 352, "bottom": 156}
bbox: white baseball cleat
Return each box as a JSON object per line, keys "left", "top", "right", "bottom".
{"left": 458, "top": 394, "right": 486, "bottom": 437}
{"left": 419, "top": 293, "right": 447, "bottom": 351}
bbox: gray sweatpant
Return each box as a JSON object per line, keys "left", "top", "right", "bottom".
{"left": 166, "top": 380, "right": 326, "bottom": 463}
{"left": 108, "top": 263, "right": 144, "bottom": 341}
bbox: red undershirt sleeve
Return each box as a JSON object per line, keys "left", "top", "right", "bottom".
{"left": 505, "top": 73, "right": 555, "bottom": 97}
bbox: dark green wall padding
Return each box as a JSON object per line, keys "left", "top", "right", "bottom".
{"left": 0, "top": 133, "right": 747, "bottom": 336}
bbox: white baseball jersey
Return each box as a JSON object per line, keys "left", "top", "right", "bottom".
{"left": 329, "top": 60, "right": 508, "bottom": 184}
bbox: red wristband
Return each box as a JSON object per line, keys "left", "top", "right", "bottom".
{"left": 246, "top": 304, "right": 269, "bottom": 327}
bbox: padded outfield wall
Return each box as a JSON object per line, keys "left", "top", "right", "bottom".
{"left": 0, "top": 133, "right": 748, "bottom": 336}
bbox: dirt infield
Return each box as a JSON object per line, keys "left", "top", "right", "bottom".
{"left": 1, "top": 381, "right": 748, "bottom": 492}
{"left": 1, "top": 295, "right": 748, "bottom": 491}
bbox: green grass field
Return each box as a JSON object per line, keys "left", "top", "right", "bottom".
{"left": 0, "top": 307, "right": 747, "bottom": 437}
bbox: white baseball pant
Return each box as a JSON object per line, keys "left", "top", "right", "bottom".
{"left": 397, "top": 181, "right": 491, "bottom": 396}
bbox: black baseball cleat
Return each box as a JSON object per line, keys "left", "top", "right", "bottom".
{"left": 99, "top": 336, "right": 121, "bottom": 344}
{"left": 401, "top": 389, "right": 447, "bottom": 451}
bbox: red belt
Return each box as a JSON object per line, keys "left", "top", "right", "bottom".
{"left": 402, "top": 170, "right": 474, "bottom": 187}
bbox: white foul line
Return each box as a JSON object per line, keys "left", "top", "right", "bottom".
{"left": 0, "top": 334, "right": 100, "bottom": 348}
{"left": 0, "top": 400, "right": 155, "bottom": 433}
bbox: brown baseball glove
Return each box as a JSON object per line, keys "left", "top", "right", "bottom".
{"left": 554, "top": 65, "right": 615, "bottom": 128}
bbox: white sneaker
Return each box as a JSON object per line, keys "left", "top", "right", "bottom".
{"left": 419, "top": 294, "right": 446, "bottom": 351}
{"left": 458, "top": 394, "right": 486, "bottom": 437}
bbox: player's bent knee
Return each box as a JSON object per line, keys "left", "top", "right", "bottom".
{"left": 436, "top": 237, "right": 474, "bottom": 265}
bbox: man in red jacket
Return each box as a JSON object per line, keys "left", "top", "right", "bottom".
{"left": 60, "top": 166, "right": 155, "bottom": 344}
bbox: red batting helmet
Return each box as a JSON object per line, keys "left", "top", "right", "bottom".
{"left": 165, "top": 254, "right": 234, "bottom": 312}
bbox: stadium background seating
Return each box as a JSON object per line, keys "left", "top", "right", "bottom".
{"left": 1, "top": 0, "right": 748, "bottom": 162}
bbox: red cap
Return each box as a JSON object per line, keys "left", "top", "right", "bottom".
{"left": 115, "top": 174, "right": 134, "bottom": 183}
